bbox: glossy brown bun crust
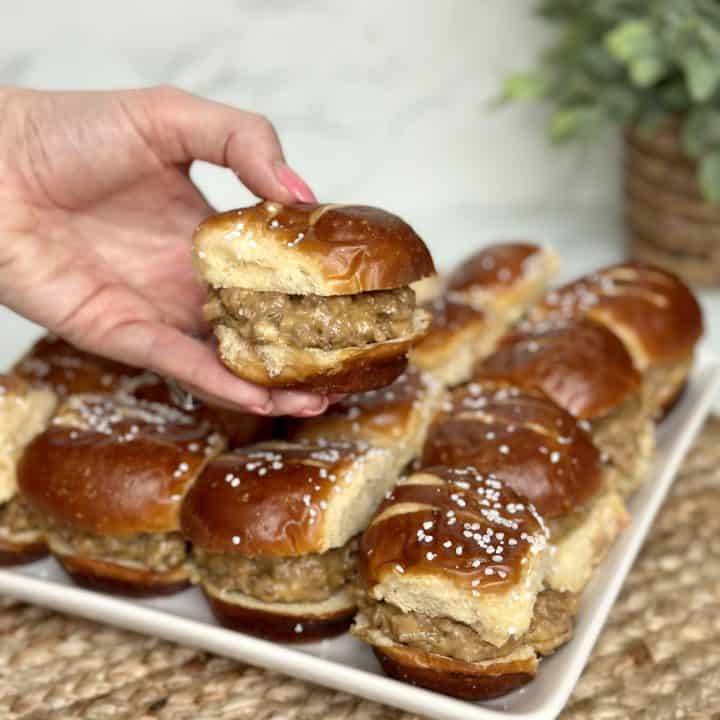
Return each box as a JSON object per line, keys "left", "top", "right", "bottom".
{"left": 203, "top": 590, "right": 355, "bottom": 643}
{"left": 18, "top": 395, "right": 224, "bottom": 536}
{"left": 423, "top": 380, "right": 603, "bottom": 519}
{"left": 12, "top": 334, "right": 141, "bottom": 397}
{"left": 447, "top": 242, "right": 544, "bottom": 294}
{"left": 531, "top": 262, "right": 703, "bottom": 367}
{"left": 373, "top": 643, "right": 535, "bottom": 701}
{"left": 121, "top": 372, "right": 274, "bottom": 448}
{"left": 56, "top": 552, "right": 190, "bottom": 597}
{"left": 0, "top": 537, "right": 47, "bottom": 566}
{"left": 476, "top": 318, "right": 641, "bottom": 420}
{"left": 194, "top": 202, "right": 436, "bottom": 295}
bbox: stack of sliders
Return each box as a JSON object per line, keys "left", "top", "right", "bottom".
{"left": 1, "top": 336, "right": 273, "bottom": 572}
{"left": 351, "top": 261, "right": 702, "bottom": 700}
{"left": 180, "top": 441, "right": 397, "bottom": 640}
{"left": 0, "top": 200, "right": 704, "bottom": 702}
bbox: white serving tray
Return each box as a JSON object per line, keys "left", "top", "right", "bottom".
{"left": 1, "top": 350, "right": 719, "bottom": 720}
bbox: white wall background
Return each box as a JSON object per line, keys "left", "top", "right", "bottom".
{"left": 16, "top": 2, "right": 719, "bottom": 361}
{"left": 0, "top": 1, "right": 621, "bottom": 236}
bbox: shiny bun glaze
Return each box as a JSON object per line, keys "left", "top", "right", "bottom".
{"left": 195, "top": 201, "right": 436, "bottom": 294}
{"left": 181, "top": 441, "right": 389, "bottom": 556}
{"left": 360, "top": 466, "right": 548, "bottom": 594}
{"left": 447, "top": 243, "right": 545, "bottom": 294}
{"left": 412, "top": 297, "right": 489, "bottom": 354}
{"left": 530, "top": 262, "right": 703, "bottom": 367}
{"left": 475, "top": 318, "right": 641, "bottom": 420}
{"left": 287, "top": 365, "right": 439, "bottom": 446}
{"left": 12, "top": 335, "right": 141, "bottom": 397}
{"left": 18, "top": 394, "right": 225, "bottom": 535}
{"left": 121, "top": 372, "right": 274, "bottom": 449}
{"left": 422, "top": 380, "right": 603, "bottom": 519}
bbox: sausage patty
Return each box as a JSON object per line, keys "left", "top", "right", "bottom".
{"left": 204, "top": 287, "right": 416, "bottom": 351}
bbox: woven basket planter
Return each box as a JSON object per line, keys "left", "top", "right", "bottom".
{"left": 625, "top": 122, "right": 720, "bottom": 287}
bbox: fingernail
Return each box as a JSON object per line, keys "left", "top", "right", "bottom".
{"left": 274, "top": 161, "right": 317, "bottom": 203}
{"left": 295, "top": 402, "right": 328, "bottom": 418}
{"left": 249, "top": 401, "right": 274, "bottom": 415}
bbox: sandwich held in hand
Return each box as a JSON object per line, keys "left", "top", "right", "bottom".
{"left": 193, "top": 201, "right": 435, "bottom": 394}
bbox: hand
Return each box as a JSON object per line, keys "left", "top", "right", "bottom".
{"left": 0, "top": 85, "right": 329, "bottom": 416}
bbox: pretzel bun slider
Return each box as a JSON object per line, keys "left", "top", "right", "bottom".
{"left": 288, "top": 365, "right": 445, "bottom": 470}
{"left": 529, "top": 262, "right": 703, "bottom": 418}
{"left": 409, "top": 297, "right": 504, "bottom": 387}
{"left": 475, "top": 318, "right": 653, "bottom": 496}
{"left": 352, "top": 466, "right": 551, "bottom": 699}
{"left": 194, "top": 202, "right": 436, "bottom": 393}
{"left": 181, "top": 441, "right": 397, "bottom": 642}
{"left": 423, "top": 380, "right": 629, "bottom": 593}
{"left": 447, "top": 243, "right": 558, "bottom": 323}
{"left": 18, "top": 394, "right": 225, "bottom": 595}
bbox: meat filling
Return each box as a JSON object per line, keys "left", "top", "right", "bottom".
{"left": 193, "top": 537, "right": 358, "bottom": 604}
{"left": 355, "top": 590, "right": 577, "bottom": 663}
{"left": 590, "top": 393, "right": 653, "bottom": 496}
{"left": 46, "top": 526, "right": 187, "bottom": 573}
{"left": 0, "top": 497, "right": 44, "bottom": 541}
{"left": 205, "top": 287, "right": 416, "bottom": 351}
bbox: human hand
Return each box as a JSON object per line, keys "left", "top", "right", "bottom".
{"left": 0, "top": 85, "right": 329, "bottom": 416}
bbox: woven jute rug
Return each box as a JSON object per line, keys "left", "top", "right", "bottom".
{"left": 2, "top": 419, "right": 720, "bottom": 720}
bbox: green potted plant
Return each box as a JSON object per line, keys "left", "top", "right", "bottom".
{"left": 502, "top": 0, "right": 720, "bottom": 286}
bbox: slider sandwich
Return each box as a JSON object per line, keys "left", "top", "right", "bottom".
{"left": 409, "top": 297, "right": 505, "bottom": 387}
{"left": 18, "top": 394, "right": 225, "bottom": 595}
{"left": 528, "top": 262, "right": 703, "bottom": 418}
{"left": 288, "top": 366, "right": 445, "bottom": 471}
{"left": 181, "top": 441, "right": 397, "bottom": 642}
{"left": 0, "top": 375, "right": 56, "bottom": 565}
{"left": 422, "top": 380, "right": 628, "bottom": 594}
{"left": 475, "top": 318, "right": 652, "bottom": 497}
{"left": 194, "top": 201, "right": 436, "bottom": 393}
{"left": 446, "top": 243, "right": 558, "bottom": 324}
{"left": 352, "top": 466, "right": 551, "bottom": 700}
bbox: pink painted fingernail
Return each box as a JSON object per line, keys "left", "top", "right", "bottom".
{"left": 274, "top": 161, "right": 317, "bottom": 203}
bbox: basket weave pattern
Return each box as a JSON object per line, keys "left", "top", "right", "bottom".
{"left": 626, "top": 124, "right": 720, "bottom": 287}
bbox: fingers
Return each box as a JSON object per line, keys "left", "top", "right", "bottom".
{"left": 137, "top": 86, "right": 316, "bottom": 203}
{"left": 74, "top": 317, "right": 330, "bottom": 417}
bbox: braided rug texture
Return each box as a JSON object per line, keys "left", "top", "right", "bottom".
{"left": 2, "top": 418, "right": 720, "bottom": 720}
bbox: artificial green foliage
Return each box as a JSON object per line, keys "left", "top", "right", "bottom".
{"left": 502, "top": 0, "right": 720, "bottom": 202}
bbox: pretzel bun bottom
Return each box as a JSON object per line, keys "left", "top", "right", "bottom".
{"left": 0, "top": 537, "right": 47, "bottom": 566}
{"left": 55, "top": 552, "right": 190, "bottom": 597}
{"left": 203, "top": 587, "right": 355, "bottom": 643}
{"left": 373, "top": 643, "right": 536, "bottom": 700}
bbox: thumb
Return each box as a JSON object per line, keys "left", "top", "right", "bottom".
{"left": 132, "top": 86, "right": 316, "bottom": 203}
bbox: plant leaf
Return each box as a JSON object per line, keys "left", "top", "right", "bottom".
{"left": 629, "top": 57, "right": 666, "bottom": 87}
{"left": 699, "top": 151, "right": 720, "bottom": 205}
{"left": 549, "top": 106, "right": 600, "bottom": 142}
{"left": 682, "top": 47, "right": 720, "bottom": 101}
{"left": 500, "top": 72, "right": 549, "bottom": 101}
{"left": 606, "top": 20, "right": 656, "bottom": 62}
